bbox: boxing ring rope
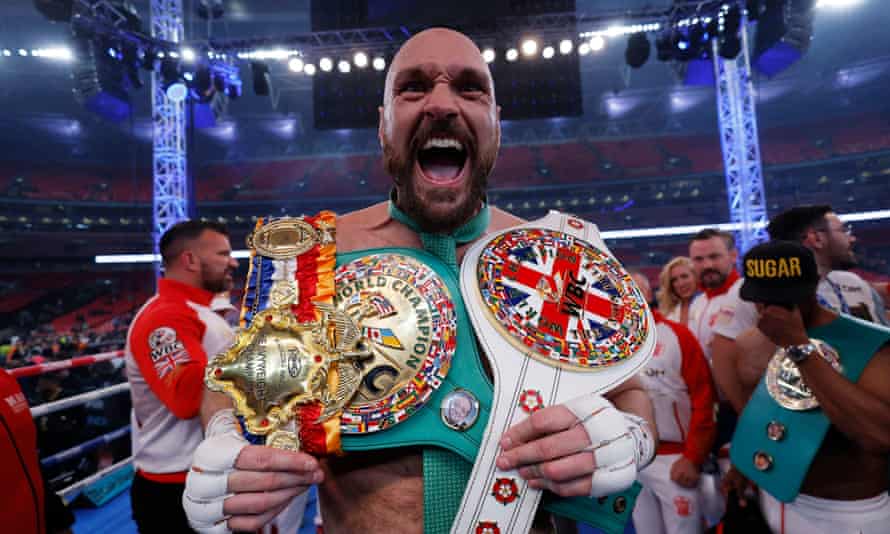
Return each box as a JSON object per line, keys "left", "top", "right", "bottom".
{"left": 13, "top": 350, "right": 136, "bottom": 502}
{"left": 40, "top": 425, "right": 131, "bottom": 468}
{"left": 58, "top": 457, "right": 134, "bottom": 502}
{"left": 30, "top": 381, "right": 131, "bottom": 418}
{"left": 9, "top": 350, "right": 124, "bottom": 379}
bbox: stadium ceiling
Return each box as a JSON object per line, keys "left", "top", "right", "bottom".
{"left": 0, "top": 0, "right": 888, "bottom": 163}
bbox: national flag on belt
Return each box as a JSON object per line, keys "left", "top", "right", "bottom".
{"left": 364, "top": 293, "right": 397, "bottom": 318}
{"left": 363, "top": 326, "right": 404, "bottom": 349}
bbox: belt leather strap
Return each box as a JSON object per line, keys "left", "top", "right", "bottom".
{"left": 453, "top": 211, "right": 656, "bottom": 534}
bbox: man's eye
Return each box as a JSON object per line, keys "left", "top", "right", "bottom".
{"left": 399, "top": 82, "right": 426, "bottom": 94}
{"left": 459, "top": 82, "right": 484, "bottom": 94}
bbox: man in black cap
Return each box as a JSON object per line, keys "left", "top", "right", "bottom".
{"left": 766, "top": 205, "right": 887, "bottom": 325}
{"left": 726, "top": 241, "right": 890, "bottom": 534}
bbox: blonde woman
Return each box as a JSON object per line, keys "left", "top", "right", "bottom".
{"left": 657, "top": 256, "right": 698, "bottom": 325}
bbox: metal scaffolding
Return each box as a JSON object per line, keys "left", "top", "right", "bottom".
{"left": 150, "top": 0, "right": 188, "bottom": 274}
{"left": 712, "top": 24, "right": 769, "bottom": 254}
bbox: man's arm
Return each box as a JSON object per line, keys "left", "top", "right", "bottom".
{"left": 757, "top": 305, "right": 890, "bottom": 454}
{"left": 605, "top": 374, "right": 657, "bottom": 430}
{"left": 709, "top": 334, "right": 748, "bottom": 413}
{"left": 130, "top": 310, "right": 208, "bottom": 419}
{"left": 676, "top": 325, "right": 717, "bottom": 466}
{"left": 200, "top": 389, "right": 234, "bottom": 428}
{"left": 797, "top": 345, "right": 890, "bottom": 454}
{"left": 733, "top": 327, "right": 776, "bottom": 404}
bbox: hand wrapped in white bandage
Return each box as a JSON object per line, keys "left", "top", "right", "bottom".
{"left": 183, "top": 409, "right": 324, "bottom": 534}
{"left": 495, "top": 391, "right": 656, "bottom": 498}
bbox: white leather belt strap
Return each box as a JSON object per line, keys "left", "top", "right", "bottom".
{"left": 452, "top": 211, "right": 655, "bottom": 534}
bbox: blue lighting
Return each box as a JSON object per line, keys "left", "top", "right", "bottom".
{"left": 183, "top": 72, "right": 194, "bottom": 81}
{"left": 677, "top": 41, "right": 689, "bottom": 50}
{"left": 107, "top": 47, "right": 117, "bottom": 58}
{"left": 165, "top": 82, "right": 188, "bottom": 102}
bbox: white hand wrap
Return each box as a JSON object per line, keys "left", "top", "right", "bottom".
{"left": 564, "top": 393, "right": 656, "bottom": 497}
{"left": 183, "top": 409, "right": 248, "bottom": 534}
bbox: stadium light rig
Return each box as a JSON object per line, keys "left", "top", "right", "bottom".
{"left": 520, "top": 39, "right": 538, "bottom": 57}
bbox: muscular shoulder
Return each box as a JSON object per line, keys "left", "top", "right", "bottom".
{"left": 486, "top": 206, "right": 524, "bottom": 233}
{"left": 336, "top": 201, "right": 420, "bottom": 253}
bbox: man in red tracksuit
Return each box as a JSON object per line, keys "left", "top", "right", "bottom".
{"left": 1, "top": 368, "right": 75, "bottom": 534}
{"left": 631, "top": 272, "right": 718, "bottom": 534}
{"left": 125, "top": 220, "right": 238, "bottom": 533}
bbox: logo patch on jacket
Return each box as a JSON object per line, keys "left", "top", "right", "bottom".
{"left": 673, "top": 496, "right": 692, "bottom": 517}
{"left": 148, "top": 326, "right": 189, "bottom": 378}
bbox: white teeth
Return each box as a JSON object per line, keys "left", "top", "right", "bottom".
{"left": 422, "top": 138, "right": 464, "bottom": 151}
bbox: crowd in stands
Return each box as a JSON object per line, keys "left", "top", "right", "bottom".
{"left": 2, "top": 112, "right": 890, "bottom": 205}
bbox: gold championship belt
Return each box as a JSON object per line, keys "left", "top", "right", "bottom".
{"left": 765, "top": 338, "right": 841, "bottom": 411}
{"left": 206, "top": 213, "right": 456, "bottom": 454}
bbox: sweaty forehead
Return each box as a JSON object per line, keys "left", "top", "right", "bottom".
{"left": 388, "top": 29, "right": 488, "bottom": 83}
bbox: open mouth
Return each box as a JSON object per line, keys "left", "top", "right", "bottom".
{"left": 417, "top": 137, "right": 468, "bottom": 185}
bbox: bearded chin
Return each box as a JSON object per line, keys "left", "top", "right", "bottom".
{"left": 384, "top": 143, "right": 494, "bottom": 234}
{"left": 200, "top": 264, "right": 228, "bottom": 294}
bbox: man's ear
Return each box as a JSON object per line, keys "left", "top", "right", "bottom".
{"left": 801, "top": 228, "right": 823, "bottom": 251}
{"left": 182, "top": 249, "right": 200, "bottom": 273}
{"left": 495, "top": 105, "right": 502, "bottom": 147}
{"left": 378, "top": 106, "right": 386, "bottom": 150}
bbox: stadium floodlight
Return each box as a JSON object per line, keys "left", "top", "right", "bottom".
{"left": 816, "top": 0, "right": 863, "bottom": 7}
{"left": 181, "top": 47, "right": 196, "bottom": 62}
{"left": 372, "top": 56, "right": 386, "bottom": 71}
{"left": 542, "top": 46, "right": 555, "bottom": 59}
{"left": 521, "top": 39, "right": 538, "bottom": 57}
{"left": 319, "top": 57, "right": 333, "bottom": 72}
{"left": 505, "top": 48, "right": 519, "bottom": 61}
{"left": 482, "top": 48, "right": 496, "bottom": 63}
{"left": 590, "top": 35, "right": 606, "bottom": 51}
{"left": 303, "top": 63, "right": 316, "bottom": 76}
{"left": 559, "top": 39, "right": 573, "bottom": 55}
{"left": 578, "top": 42, "right": 591, "bottom": 55}
{"left": 353, "top": 51, "right": 368, "bottom": 68}
{"left": 337, "top": 59, "right": 351, "bottom": 73}
{"left": 18, "top": 49, "right": 29, "bottom": 56}
{"left": 165, "top": 82, "right": 188, "bottom": 102}
{"left": 31, "top": 47, "right": 73, "bottom": 61}
{"left": 288, "top": 57, "right": 304, "bottom": 72}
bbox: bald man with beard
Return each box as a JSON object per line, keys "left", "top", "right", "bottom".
{"left": 182, "top": 28, "right": 657, "bottom": 534}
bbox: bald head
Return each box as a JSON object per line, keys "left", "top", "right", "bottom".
{"left": 377, "top": 26, "right": 501, "bottom": 234}
{"left": 383, "top": 28, "right": 495, "bottom": 112}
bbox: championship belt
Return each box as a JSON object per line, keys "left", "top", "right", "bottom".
{"left": 206, "top": 213, "right": 350, "bottom": 454}
{"left": 208, "top": 213, "right": 463, "bottom": 456}
{"left": 453, "top": 211, "right": 656, "bottom": 534}
{"left": 730, "top": 315, "right": 890, "bottom": 502}
{"left": 206, "top": 211, "right": 649, "bottom": 532}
